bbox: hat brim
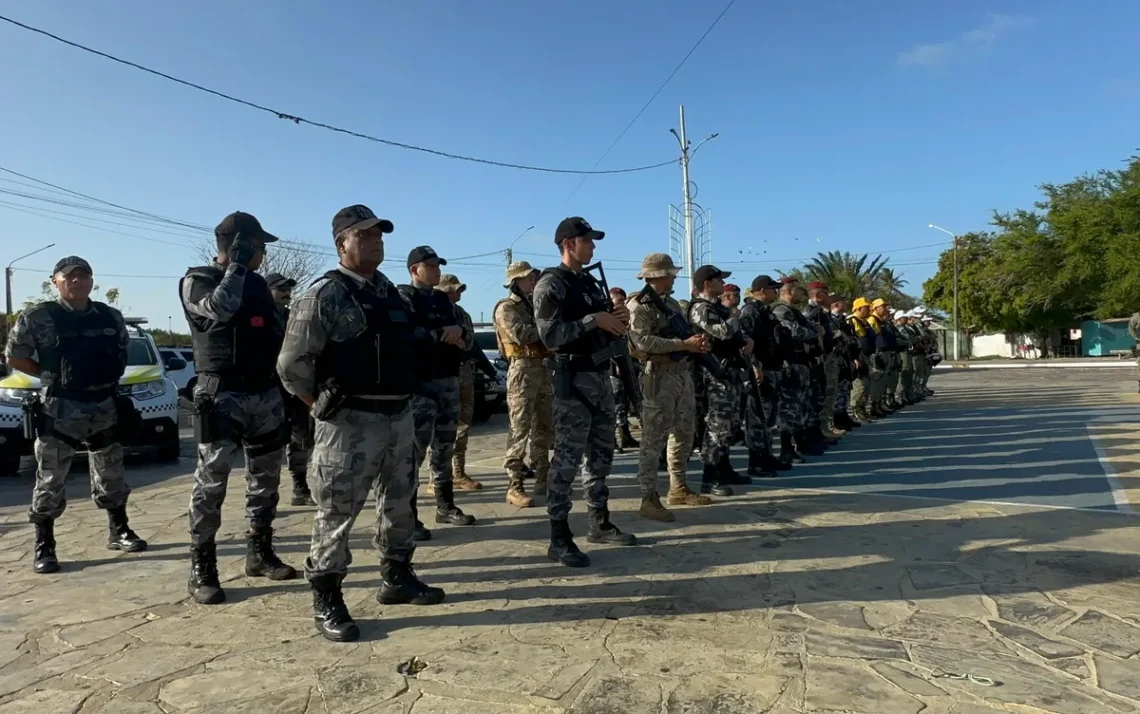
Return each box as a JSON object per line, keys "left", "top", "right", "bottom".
{"left": 636, "top": 267, "right": 681, "bottom": 280}
{"left": 436, "top": 284, "right": 466, "bottom": 293}
{"left": 557, "top": 229, "right": 605, "bottom": 243}
{"left": 271, "top": 279, "right": 297, "bottom": 289}
{"left": 351, "top": 217, "right": 396, "bottom": 235}
{"left": 55, "top": 264, "right": 92, "bottom": 276}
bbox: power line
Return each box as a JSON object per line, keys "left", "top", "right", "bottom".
{"left": 0, "top": 15, "right": 678, "bottom": 176}
{"left": 564, "top": 0, "right": 737, "bottom": 203}
{"left": 12, "top": 267, "right": 182, "bottom": 279}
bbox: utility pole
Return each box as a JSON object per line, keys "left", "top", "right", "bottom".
{"left": 670, "top": 107, "right": 717, "bottom": 282}
{"left": 505, "top": 225, "right": 535, "bottom": 267}
{"left": 6, "top": 243, "right": 56, "bottom": 316}
{"left": 928, "top": 224, "right": 959, "bottom": 361}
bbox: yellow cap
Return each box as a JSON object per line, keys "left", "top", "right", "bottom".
{"left": 852, "top": 297, "right": 871, "bottom": 310}
{"left": 871, "top": 298, "right": 888, "bottom": 309}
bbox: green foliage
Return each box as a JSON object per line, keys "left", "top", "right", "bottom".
{"left": 781, "top": 251, "right": 918, "bottom": 307}
{"left": 922, "top": 154, "right": 1140, "bottom": 334}
{"left": 147, "top": 329, "right": 191, "bottom": 347}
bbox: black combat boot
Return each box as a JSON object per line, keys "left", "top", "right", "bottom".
{"left": 548, "top": 520, "right": 590, "bottom": 568}
{"left": 748, "top": 449, "right": 777, "bottom": 478}
{"left": 376, "top": 559, "right": 445, "bottom": 605}
{"left": 814, "top": 424, "right": 839, "bottom": 447}
{"left": 586, "top": 507, "right": 637, "bottom": 546}
{"left": 699, "top": 462, "right": 733, "bottom": 496}
{"left": 106, "top": 506, "right": 148, "bottom": 552}
{"left": 311, "top": 574, "right": 359, "bottom": 642}
{"left": 618, "top": 425, "right": 639, "bottom": 449}
{"left": 290, "top": 472, "right": 316, "bottom": 507}
{"left": 718, "top": 453, "right": 753, "bottom": 485}
{"left": 434, "top": 482, "right": 476, "bottom": 526}
{"left": 794, "top": 430, "right": 826, "bottom": 456}
{"left": 779, "top": 431, "right": 803, "bottom": 464}
{"left": 188, "top": 542, "right": 225, "bottom": 604}
{"left": 33, "top": 520, "right": 60, "bottom": 574}
{"left": 245, "top": 526, "right": 298, "bottom": 580}
{"left": 761, "top": 448, "right": 792, "bottom": 472}
{"left": 413, "top": 520, "right": 432, "bottom": 541}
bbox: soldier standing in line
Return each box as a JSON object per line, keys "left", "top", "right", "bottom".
{"left": 180, "top": 213, "right": 296, "bottom": 605}
{"left": 802, "top": 282, "right": 844, "bottom": 442}
{"left": 917, "top": 312, "right": 938, "bottom": 396}
{"left": 7, "top": 256, "right": 147, "bottom": 574}
{"left": 721, "top": 283, "right": 741, "bottom": 318}
{"left": 608, "top": 287, "right": 639, "bottom": 452}
{"left": 738, "top": 275, "right": 794, "bottom": 474}
{"left": 436, "top": 274, "right": 486, "bottom": 493}
{"left": 688, "top": 265, "right": 754, "bottom": 493}
{"left": 868, "top": 299, "right": 898, "bottom": 415}
{"left": 266, "top": 272, "right": 315, "bottom": 507}
{"left": 494, "top": 261, "right": 552, "bottom": 507}
{"left": 828, "top": 296, "right": 862, "bottom": 431}
{"left": 771, "top": 278, "right": 827, "bottom": 456}
{"left": 400, "top": 247, "right": 478, "bottom": 541}
{"left": 849, "top": 297, "right": 885, "bottom": 419}
{"left": 534, "top": 217, "right": 637, "bottom": 568}
{"left": 894, "top": 311, "right": 916, "bottom": 406}
{"left": 628, "top": 253, "right": 715, "bottom": 522}
{"left": 278, "top": 204, "right": 445, "bottom": 642}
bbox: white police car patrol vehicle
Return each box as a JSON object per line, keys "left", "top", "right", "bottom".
{"left": 0, "top": 318, "right": 184, "bottom": 474}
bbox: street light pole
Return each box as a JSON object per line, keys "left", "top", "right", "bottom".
{"left": 504, "top": 225, "right": 535, "bottom": 266}
{"left": 928, "top": 224, "right": 959, "bottom": 361}
{"left": 670, "top": 107, "right": 718, "bottom": 281}
{"left": 5, "top": 243, "right": 57, "bottom": 316}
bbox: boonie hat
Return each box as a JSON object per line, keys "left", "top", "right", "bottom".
{"left": 635, "top": 252, "right": 681, "bottom": 280}
{"left": 332, "top": 204, "right": 394, "bottom": 239}
{"left": 52, "top": 256, "right": 92, "bottom": 276}
{"left": 407, "top": 246, "right": 447, "bottom": 268}
{"left": 435, "top": 274, "right": 466, "bottom": 294}
{"left": 504, "top": 260, "right": 539, "bottom": 287}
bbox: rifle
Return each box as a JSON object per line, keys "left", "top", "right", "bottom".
{"left": 583, "top": 261, "right": 642, "bottom": 417}
{"left": 635, "top": 284, "right": 725, "bottom": 382}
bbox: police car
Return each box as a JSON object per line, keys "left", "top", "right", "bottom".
{"left": 0, "top": 318, "right": 184, "bottom": 474}
{"left": 473, "top": 329, "right": 507, "bottom": 417}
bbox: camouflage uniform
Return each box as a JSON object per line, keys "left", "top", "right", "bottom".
{"left": 627, "top": 259, "right": 710, "bottom": 520}
{"left": 896, "top": 318, "right": 916, "bottom": 403}
{"left": 494, "top": 265, "right": 552, "bottom": 506}
{"left": 865, "top": 314, "right": 890, "bottom": 411}
{"left": 688, "top": 294, "right": 749, "bottom": 488}
{"left": 738, "top": 291, "right": 789, "bottom": 474}
{"left": 846, "top": 311, "right": 878, "bottom": 418}
{"left": 829, "top": 308, "right": 857, "bottom": 422}
{"left": 771, "top": 300, "right": 818, "bottom": 435}
{"left": 447, "top": 298, "right": 482, "bottom": 489}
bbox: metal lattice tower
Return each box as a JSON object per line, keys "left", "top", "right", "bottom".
{"left": 668, "top": 202, "right": 712, "bottom": 283}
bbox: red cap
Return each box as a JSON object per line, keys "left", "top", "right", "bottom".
{"left": 806, "top": 281, "right": 828, "bottom": 290}
{"left": 723, "top": 283, "right": 740, "bottom": 292}
{"left": 780, "top": 276, "right": 799, "bottom": 285}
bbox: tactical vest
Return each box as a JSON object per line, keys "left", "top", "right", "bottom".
{"left": 315, "top": 271, "right": 418, "bottom": 397}
{"left": 538, "top": 266, "right": 608, "bottom": 360}
{"left": 181, "top": 265, "right": 283, "bottom": 392}
{"left": 867, "top": 314, "right": 893, "bottom": 352}
{"left": 845, "top": 315, "right": 875, "bottom": 356}
{"left": 687, "top": 297, "right": 746, "bottom": 363}
{"left": 493, "top": 297, "right": 549, "bottom": 359}
{"left": 39, "top": 301, "right": 124, "bottom": 395}
{"left": 400, "top": 285, "right": 464, "bottom": 380}
{"left": 771, "top": 302, "right": 812, "bottom": 363}
{"left": 740, "top": 301, "right": 783, "bottom": 370}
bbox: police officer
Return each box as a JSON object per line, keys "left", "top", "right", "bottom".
{"left": 739, "top": 275, "right": 793, "bottom": 473}
{"left": 802, "top": 282, "right": 843, "bottom": 442}
{"left": 266, "top": 272, "right": 316, "bottom": 507}
{"left": 607, "top": 287, "right": 639, "bottom": 452}
{"left": 828, "top": 295, "right": 862, "bottom": 431}
{"left": 688, "top": 265, "right": 754, "bottom": 493}
{"left": 534, "top": 217, "right": 636, "bottom": 568}
{"left": 278, "top": 205, "right": 444, "bottom": 642}
{"left": 894, "top": 311, "right": 916, "bottom": 406}
{"left": 400, "top": 247, "right": 477, "bottom": 539}
{"left": 436, "top": 274, "right": 486, "bottom": 492}
{"left": 847, "top": 297, "right": 880, "bottom": 421}
{"left": 180, "top": 213, "right": 296, "bottom": 604}
{"left": 6, "top": 256, "right": 146, "bottom": 574}
{"left": 494, "top": 261, "right": 553, "bottom": 507}
{"left": 867, "top": 299, "right": 896, "bottom": 416}
{"left": 628, "top": 253, "right": 714, "bottom": 522}
{"left": 772, "top": 278, "right": 826, "bottom": 457}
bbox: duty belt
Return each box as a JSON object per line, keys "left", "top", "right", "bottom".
{"left": 549, "top": 353, "right": 607, "bottom": 373}
{"left": 342, "top": 396, "right": 410, "bottom": 415}
{"left": 46, "top": 385, "right": 117, "bottom": 402}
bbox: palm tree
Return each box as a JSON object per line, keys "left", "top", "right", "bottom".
{"left": 803, "top": 251, "right": 889, "bottom": 299}
{"left": 874, "top": 268, "right": 908, "bottom": 300}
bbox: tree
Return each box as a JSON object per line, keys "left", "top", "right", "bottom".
{"left": 802, "top": 251, "right": 889, "bottom": 299}
{"left": 195, "top": 237, "right": 331, "bottom": 288}
{"left": 22, "top": 281, "right": 122, "bottom": 311}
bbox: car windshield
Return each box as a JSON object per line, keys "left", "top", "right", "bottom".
{"left": 474, "top": 331, "right": 498, "bottom": 352}
{"left": 127, "top": 338, "right": 158, "bottom": 366}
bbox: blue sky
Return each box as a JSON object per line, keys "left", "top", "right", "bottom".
{"left": 2, "top": 0, "right": 1138, "bottom": 327}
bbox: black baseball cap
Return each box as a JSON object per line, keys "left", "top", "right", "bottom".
{"left": 332, "top": 204, "right": 394, "bottom": 239}
{"left": 215, "top": 211, "right": 279, "bottom": 244}
{"left": 693, "top": 265, "right": 731, "bottom": 288}
{"left": 407, "top": 245, "right": 447, "bottom": 268}
{"left": 52, "top": 256, "right": 92, "bottom": 276}
{"left": 750, "top": 275, "right": 780, "bottom": 292}
{"left": 264, "top": 272, "right": 296, "bottom": 289}
{"left": 555, "top": 216, "right": 605, "bottom": 244}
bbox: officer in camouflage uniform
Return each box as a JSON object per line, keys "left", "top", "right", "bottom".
{"left": 534, "top": 217, "right": 637, "bottom": 568}
{"left": 688, "top": 265, "right": 754, "bottom": 494}
{"left": 846, "top": 297, "right": 880, "bottom": 421}
{"left": 628, "top": 253, "right": 715, "bottom": 522}
{"left": 772, "top": 278, "right": 827, "bottom": 457}
{"left": 917, "top": 313, "right": 938, "bottom": 396}
{"left": 181, "top": 214, "right": 296, "bottom": 605}
{"left": 828, "top": 295, "right": 862, "bottom": 431}
{"left": 894, "top": 311, "right": 916, "bottom": 405}
{"left": 739, "top": 275, "right": 793, "bottom": 473}
{"left": 435, "top": 274, "right": 485, "bottom": 493}
{"left": 608, "top": 287, "right": 639, "bottom": 452}
{"left": 7, "top": 256, "right": 147, "bottom": 574}
{"left": 278, "top": 205, "right": 444, "bottom": 643}
{"left": 266, "top": 272, "right": 316, "bottom": 507}
{"left": 494, "top": 261, "right": 552, "bottom": 507}
{"left": 802, "top": 281, "right": 844, "bottom": 441}
{"left": 400, "top": 246, "right": 478, "bottom": 539}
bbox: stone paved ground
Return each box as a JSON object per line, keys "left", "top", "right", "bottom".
{"left": 3, "top": 370, "right": 1140, "bottom": 713}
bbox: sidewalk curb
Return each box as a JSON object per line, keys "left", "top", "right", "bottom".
{"left": 935, "top": 360, "right": 1134, "bottom": 370}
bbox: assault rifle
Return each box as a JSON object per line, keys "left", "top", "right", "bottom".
{"left": 635, "top": 284, "right": 725, "bottom": 382}
{"left": 583, "top": 261, "right": 642, "bottom": 417}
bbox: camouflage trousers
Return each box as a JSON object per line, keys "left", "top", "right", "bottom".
{"left": 701, "top": 369, "right": 742, "bottom": 466}
{"left": 452, "top": 363, "right": 475, "bottom": 473}
{"left": 884, "top": 352, "right": 901, "bottom": 400}
{"left": 285, "top": 397, "right": 314, "bottom": 481}
{"left": 807, "top": 359, "right": 826, "bottom": 428}
{"left": 779, "top": 363, "right": 812, "bottom": 432}
{"left": 822, "top": 353, "right": 842, "bottom": 424}
{"left": 744, "top": 372, "right": 774, "bottom": 453}
{"left": 635, "top": 360, "right": 695, "bottom": 496}
{"left": 414, "top": 376, "right": 460, "bottom": 487}
{"left": 29, "top": 395, "right": 129, "bottom": 523}
{"left": 305, "top": 400, "right": 416, "bottom": 580}
{"left": 835, "top": 374, "right": 852, "bottom": 415}
{"left": 899, "top": 352, "right": 915, "bottom": 401}
{"left": 549, "top": 369, "right": 614, "bottom": 521}
{"left": 610, "top": 373, "right": 629, "bottom": 429}
{"left": 188, "top": 388, "right": 286, "bottom": 545}
{"left": 692, "top": 366, "right": 709, "bottom": 451}
{"left": 761, "top": 368, "right": 784, "bottom": 431}
{"left": 503, "top": 358, "right": 553, "bottom": 480}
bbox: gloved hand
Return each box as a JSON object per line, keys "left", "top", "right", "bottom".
{"left": 228, "top": 233, "right": 257, "bottom": 267}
